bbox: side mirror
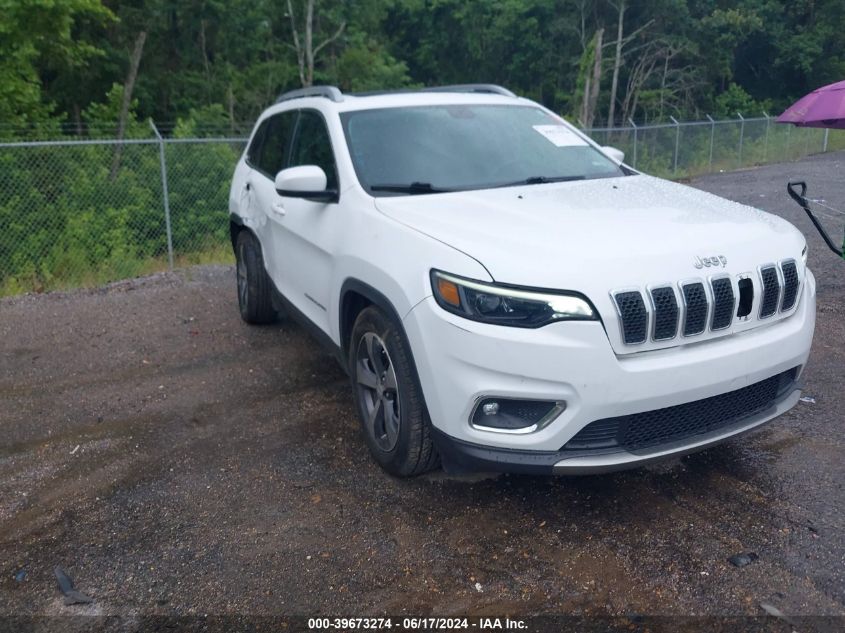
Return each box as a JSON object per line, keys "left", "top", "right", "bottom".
{"left": 601, "top": 146, "right": 625, "bottom": 164}
{"left": 275, "top": 165, "right": 337, "bottom": 202}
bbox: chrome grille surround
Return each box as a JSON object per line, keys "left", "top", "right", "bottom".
{"left": 679, "top": 279, "right": 709, "bottom": 337}
{"left": 779, "top": 259, "right": 800, "bottom": 312}
{"left": 758, "top": 263, "right": 782, "bottom": 319}
{"left": 610, "top": 289, "right": 649, "bottom": 345}
{"left": 647, "top": 284, "right": 680, "bottom": 341}
{"left": 708, "top": 274, "right": 736, "bottom": 331}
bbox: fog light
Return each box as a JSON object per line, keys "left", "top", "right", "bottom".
{"left": 471, "top": 398, "right": 565, "bottom": 433}
{"left": 482, "top": 402, "right": 500, "bottom": 416}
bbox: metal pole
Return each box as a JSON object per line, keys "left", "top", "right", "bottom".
{"left": 824, "top": 128, "right": 830, "bottom": 152}
{"left": 763, "top": 111, "right": 770, "bottom": 163}
{"left": 786, "top": 124, "right": 791, "bottom": 158}
{"left": 706, "top": 115, "right": 715, "bottom": 171}
{"left": 737, "top": 112, "right": 745, "bottom": 167}
{"left": 150, "top": 119, "right": 174, "bottom": 270}
{"left": 628, "top": 118, "right": 638, "bottom": 169}
{"left": 670, "top": 116, "right": 680, "bottom": 175}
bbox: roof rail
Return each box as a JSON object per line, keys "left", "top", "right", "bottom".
{"left": 275, "top": 85, "right": 344, "bottom": 104}
{"left": 419, "top": 84, "right": 516, "bottom": 98}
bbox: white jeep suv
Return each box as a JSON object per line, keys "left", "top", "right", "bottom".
{"left": 228, "top": 84, "right": 815, "bottom": 477}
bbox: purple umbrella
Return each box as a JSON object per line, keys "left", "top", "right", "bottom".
{"left": 777, "top": 79, "right": 845, "bottom": 129}
{"left": 780, "top": 79, "right": 845, "bottom": 260}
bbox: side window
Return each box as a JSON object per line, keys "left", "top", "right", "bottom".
{"left": 290, "top": 110, "right": 338, "bottom": 190}
{"left": 246, "top": 119, "right": 270, "bottom": 165}
{"left": 254, "top": 111, "right": 297, "bottom": 177}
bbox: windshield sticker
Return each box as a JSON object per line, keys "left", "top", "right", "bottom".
{"left": 532, "top": 125, "right": 589, "bottom": 147}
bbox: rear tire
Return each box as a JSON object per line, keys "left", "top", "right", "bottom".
{"left": 235, "top": 230, "right": 276, "bottom": 324}
{"left": 349, "top": 306, "right": 440, "bottom": 477}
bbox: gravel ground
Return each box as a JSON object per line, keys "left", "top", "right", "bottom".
{"left": 1, "top": 152, "right": 843, "bottom": 623}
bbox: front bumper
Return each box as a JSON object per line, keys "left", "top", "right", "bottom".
{"left": 403, "top": 270, "right": 816, "bottom": 473}
{"left": 432, "top": 386, "right": 800, "bottom": 475}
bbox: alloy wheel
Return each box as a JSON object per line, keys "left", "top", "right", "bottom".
{"left": 355, "top": 332, "right": 401, "bottom": 452}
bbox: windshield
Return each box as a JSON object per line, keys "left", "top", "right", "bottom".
{"left": 340, "top": 104, "right": 626, "bottom": 195}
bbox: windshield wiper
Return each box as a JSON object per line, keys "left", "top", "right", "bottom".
{"left": 369, "top": 182, "right": 454, "bottom": 195}
{"left": 493, "top": 175, "right": 586, "bottom": 188}
{"left": 370, "top": 175, "right": 586, "bottom": 195}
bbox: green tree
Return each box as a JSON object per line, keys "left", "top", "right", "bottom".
{"left": 0, "top": 0, "right": 113, "bottom": 132}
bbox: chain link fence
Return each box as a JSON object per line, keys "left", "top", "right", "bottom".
{"left": 1, "top": 115, "right": 843, "bottom": 296}
{"left": 584, "top": 114, "right": 842, "bottom": 179}
{"left": 0, "top": 125, "right": 246, "bottom": 296}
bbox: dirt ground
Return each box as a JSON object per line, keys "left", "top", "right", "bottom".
{"left": 1, "top": 152, "right": 844, "bottom": 624}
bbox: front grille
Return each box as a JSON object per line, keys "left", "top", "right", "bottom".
{"left": 780, "top": 260, "right": 799, "bottom": 311}
{"left": 681, "top": 282, "right": 708, "bottom": 336}
{"left": 613, "top": 258, "right": 799, "bottom": 345}
{"left": 710, "top": 277, "right": 735, "bottom": 330}
{"left": 563, "top": 367, "right": 798, "bottom": 452}
{"left": 650, "top": 287, "right": 678, "bottom": 340}
{"left": 613, "top": 291, "right": 647, "bottom": 344}
{"left": 561, "top": 418, "right": 619, "bottom": 449}
{"left": 759, "top": 266, "right": 780, "bottom": 318}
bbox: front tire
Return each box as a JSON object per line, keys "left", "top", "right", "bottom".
{"left": 349, "top": 306, "right": 439, "bottom": 477}
{"left": 235, "top": 230, "right": 276, "bottom": 324}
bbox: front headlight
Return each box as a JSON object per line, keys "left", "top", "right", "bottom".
{"left": 431, "top": 270, "right": 597, "bottom": 327}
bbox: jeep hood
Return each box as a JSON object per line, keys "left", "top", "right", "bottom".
{"left": 374, "top": 174, "right": 805, "bottom": 290}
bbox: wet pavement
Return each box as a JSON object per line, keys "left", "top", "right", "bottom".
{"left": 1, "top": 153, "right": 843, "bottom": 622}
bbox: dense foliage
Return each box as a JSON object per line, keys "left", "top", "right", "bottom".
{"left": 1, "top": 0, "right": 843, "bottom": 294}
{"left": 2, "top": 0, "right": 844, "bottom": 132}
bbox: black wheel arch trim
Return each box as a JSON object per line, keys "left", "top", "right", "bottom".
{"left": 340, "top": 279, "right": 407, "bottom": 354}
{"left": 230, "top": 219, "right": 270, "bottom": 274}
{"left": 229, "top": 213, "right": 246, "bottom": 251}
{"left": 339, "top": 278, "right": 427, "bottom": 393}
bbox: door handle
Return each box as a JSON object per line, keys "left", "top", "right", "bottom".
{"left": 271, "top": 202, "right": 286, "bottom": 216}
